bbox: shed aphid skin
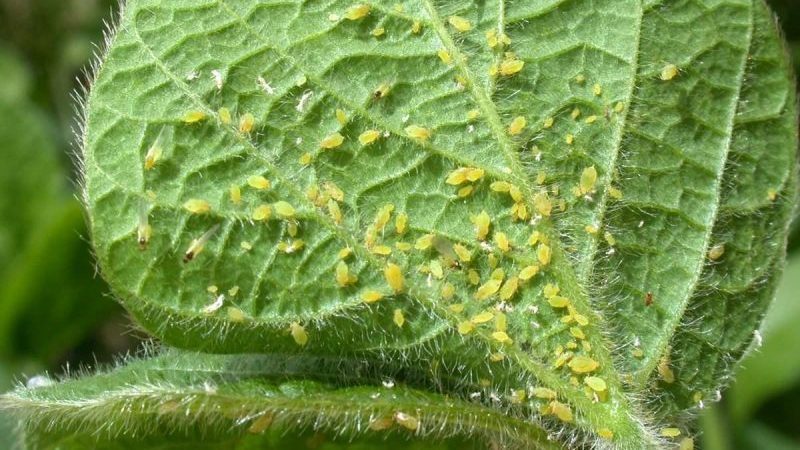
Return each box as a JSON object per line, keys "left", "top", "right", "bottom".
{"left": 359, "top": 129, "right": 381, "bottom": 145}
{"left": 218, "top": 107, "right": 232, "bottom": 125}
{"left": 247, "top": 175, "right": 270, "bottom": 190}
{"left": 437, "top": 48, "right": 453, "bottom": 65}
{"left": 183, "top": 110, "right": 206, "bottom": 124}
{"left": 273, "top": 201, "right": 296, "bottom": 219}
{"left": 393, "top": 308, "right": 406, "bottom": 328}
{"left": 211, "top": 69, "right": 224, "bottom": 90}
{"left": 470, "top": 210, "right": 491, "bottom": 241}
{"left": 384, "top": 263, "right": 405, "bottom": 293}
{"left": 289, "top": 322, "right": 308, "bottom": 346}
{"left": 405, "top": 125, "right": 431, "bottom": 141}
{"left": 708, "top": 243, "right": 725, "bottom": 261}
{"left": 344, "top": 3, "right": 370, "bottom": 20}
{"left": 320, "top": 132, "right": 345, "bottom": 149}
{"left": 257, "top": 76, "right": 275, "bottom": 95}
{"left": 252, "top": 204, "right": 272, "bottom": 222}
{"left": 393, "top": 411, "right": 418, "bottom": 431}
{"left": 202, "top": 294, "right": 225, "bottom": 314}
{"left": 238, "top": 113, "right": 255, "bottom": 134}
{"left": 335, "top": 261, "right": 358, "bottom": 287}
{"left": 296, "top": 90, "right": 313, "bottom": 112}
{"left": 183, "top": 224, "right": 220, "bottom": 263}
{"left": 136, "top": 203, "right": 152, "bottom": 250}
{"left": 660, "top": 64, "right": 679, "bottom": 81}
{"left": 183, "top": 198, "right": 211, "bottom": 214}
{"left": 143, "top": 127, "right": 165, "bottom": 170}
{"left": 448, "top": 15, "right": 472, "bottom": 32}
{"left": 507, "top": 116, "right": 527, "bottom": 135}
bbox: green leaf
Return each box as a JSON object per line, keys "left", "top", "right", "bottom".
{"left": 1, "top": 349, "right": 555, "bottom": 450}
{"left": 73, "top": 0, "right": 797, "bottom": 447}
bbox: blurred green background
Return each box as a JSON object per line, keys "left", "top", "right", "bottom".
{"left": 0, "top": 1, "right": 797, "bottom": 449}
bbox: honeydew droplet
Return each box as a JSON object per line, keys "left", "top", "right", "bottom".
{"left": 183, "top": 198, "right": 210, "bottom": 214}
{"left": 183, "top": 110, "right": 206, "bottom": 123}
{"left": 252, "top": 204, "right": 272, "bottom": 221}
{"left": 248, "top": 175, "right": 271, "bottom": 190}
{"left": 290, "top": 322, "right": 308, "bottom": 346}
{"left": 507, "top": 116, "right": 527, "bottom": 135}
{"left": 660, "top": 64, "right": 679, "bottom": 81}
{"left": 393, "top": 308, "right": 406, "bottom": 328}
{"left": 448, "top": 16, "right": 472, "bottom": 32}
{"left": 344, "top": 3, "right": 370, "bottom": 20}
{"left": 359, "top": 129, "right": 381, "bottom": 145}
{"left": 274, "top": 201, "right": 295, "bottom": 219}
{"left": 238, "top": 113, "right": 255, "bottom": 133}
{"left": 320, "top": 132, "right": 345, "bottom": 149}
{"left": 384, "top": 263, "right": 405, "bottom": 293}
{"left": 405, "top": 125, "right": 431, "bottom": 141}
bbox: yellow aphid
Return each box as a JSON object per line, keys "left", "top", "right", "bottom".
{"left": 455, "top": 185, "right": 472, "bottom": 197}
{"left": 579, "top": 166, "right": 598, "bottom": 195}
{"left": 458, "top": 320, "right": 476, "bottom": 335}
{"left": 358, "top": 129, "right": 381, "bottom": 145}
{"left": 136, "top": 203, "right": 151, "bottom": 250}
{"left": 510, "top": 389, "right": 526, "bottom": 404}
{"left": 323, "top": 199, "right": 340, "bottom": 224}
{"left": 490, "top": 268, "right": 505, "bottom": 281}
{"left": 252, "top": 204, "right": 272, "bottom": 221}
{"left": 448, "top": 16, "right": 472, "bottom": 32}
{"left": 568, "top": 356, "right": 599, "bottom": 374}
{"left": 543, "top": 283, "right": 560, "bottom": 298}
{"left": 240, "top": 241, "right": 253, "bottom": 251}
{"left": 585, "top": 224, "right": 598, "bottom": 234}
{"left": 273, "top": 201, "right": 295, "bottom": 219}
{"left": 371, "top": 245, "right": 392, "bottom": 256}
{"left": 467, "top": 109, "right": 481, "bottom": 121}
{"left": 598, "top": 428, "right": 614, "bottom": 440}
{"left": 248, "top": 175, "right": 270, "bottom": 190}
{"left": 323, "top": 181, "right": 345, "bottom": 202}
{"left": 471, "top": 311, "right": 494, "bottom": 324}
{"left": 528, "top": 231, "right": 544, "bottom": 246}
{"left": 227, "top": 307, "right": 246, "bottom": 322}
{"left": 495, "top": 313, "right": 507, "bottom": 332}
{"left": 344, "top": 3, "right": 370, "bottom": 20}
{"left": 475, "top": 279, "right": 502, "bottom": 301}
{"left": 415, "top": 234, "right": 434, "bottom": 250}
{"left": 468, "top": 269, "right": 480, "bottom": 285}
{"left": 384, "top": 263, "right": 405, "bottom": 293}
{"left": 247, "top": 414, "right": 274, "bottom": 434}
{"left": 768, "top": 188, "right": 778, "bottom": 201}
{"left": 449, "top": 303, "right": 465, "bottom": 313}
{"left": 565, "top": 134, "right": 575, "bottom": 145}
{"left": 584, "top": 376, "right": 607, "bottom": 392}
{"left": 338, "top": 247, "right": 352, "bottom": 260}
{"left": 335, "top": 261, "right": 357, "bottom": 287}
{"left": 429, "top": 260, "right": 444, "bottom": 279}
{"left": 183, "top": 110, "right": 206, "bottom": 123}
{"left": 532, "top": 387, "right": 557, "bottom": 399}
{"left": 533, "top": 192, "right": 552, "bottom": 216}
{"left": 593, "top": 83, "right": 603, "bottom": 96}
{"left": 490, "top": 181, "right": 512, "bottom": 192}
{"left": 661, "top": 428, "right": 681, "bottom": 438}
{"left": 499, "top": 57, "right": 524, "bottom": 76}
{"left": 453, "top": 244, "right": 471, "bottom": 263}
{"left": 183, "top": 198, "right": 210, "bottom": 214}
{"left": 604, "top": 232, "right": 616, "bottom": 246}
{"left": 537, "top": 243, "right": 552, "bottom": 266}
{"left": 492, "top": 331, "right": 513, "bottom": 344}
{"left": 548, "top": 296, "right": 570, "bottom": 308}
{"left": 519, "top": 265, "right": 539, "bottom": 281}
{"left": 437, "top": 48, "right": 453, "bottom": 65}
{"left": 495, "top": 232, "right": 511, "bottom": 252}
{"left": 290, "top": 322, "right": 308, "bottom": 346}
{"left": 411, "top": 20, "right": 422, "bottom": 34}
{"left": 361, "top": 290, "right": 384, "bottom": 303}
{"left": 613, "top": 102, "right": 625, "bottom": 114}
{"left": 218, "top": 107, "right": 232, "bottom": 125}
{"left": 658, "top": 354, "right": 676, "bottom": 383}
{"left": 585, "top": 115, "right": 598, "bottom": 124}
{"left": 394, "top": 242, "right": 411, "bottom": 252}
{"left": 405, "top": 125, "right": 431, "bottom": 141}
{"left": 320, "top": 132, "right": 345, "bottom": 149}
{"left": 393, "top": 308, "right": 405, "bottom": 328}
{"left": 471, "top": 211, "right": 491, "bottom": 241}
{"left": 708, "top": 243, "right": 725, "bottom": 261}
{"left": 485, "top": 30, "right": 498, "bottom": 48}
{"left": 441, "top": 282, "right": 456, "bottom": 300}
{"left": 608, "top": 186, "right": 623, "bottom": 200}
{"left": 570, "top": 327, "right": 586, "bottom": 340}
{"left": 571, "top": 108, "right": 581, "bottom": 120}
{"left": 550, "top": 401, "right": 573, "bottom": 422}
{"left": 507, "top": 116, "right": 527, "bottom": 135}
{"left": 374, "top": 204, "right": 395, "bottom": 231}
{"left": 679, "top": 438, "right": 694, "bottom": 450}
{"left": 335, "top": 108, "right": 347, "bottom": 125}
{"left": 393, "top": 411, "right": 418, "bottom": 430}
{"left": 543, "top": 117, "right": 554, "bottom": 129}
{"left": 661, "top": 64, "right": 679, "bottom": 81}
{"left": 575, "top": 74, "right": 586, "bottom": 84}
{"left": 229, "top": 185, "right": 242, "bottom": 205}
{"left": 238, "top": 113, "right": 255, "bottom": 133}
{"left": 392, "top": 213, "right": 407, "bottom": 235}
{"left": 143, "top": 135, "right": 163, "bottom": 171}
{"left": 499, "top": 276, "right": 519, "bottom": 301}
{"left": 574, "top": 313, "right": 589, "bottom": 326}
{"left": 368, "top": 417, "right": 393, "bottom": 431}
{"left": 632, "top": 348, "right": 644, "bottom": 358}
{"left": 228, "top": 286, "right": 240, "bottom": 297}
{"left": 371, "top": 27, "right": 385, "bottom": 37}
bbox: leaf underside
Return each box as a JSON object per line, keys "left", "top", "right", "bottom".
{"left": 8, "top": 0, "right": 797, "bottom": 448}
